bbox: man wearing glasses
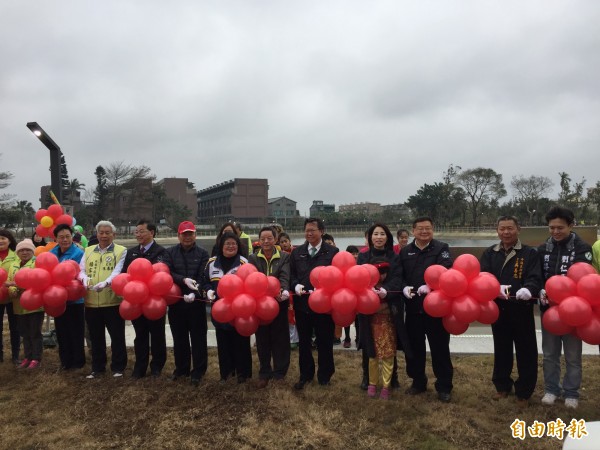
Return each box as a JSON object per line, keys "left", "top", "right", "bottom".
{"left": 290, "top": 217, "right": 339, "bottom": 390}
{"left": 122, "top": 219, "right": 167, "bottom": 379}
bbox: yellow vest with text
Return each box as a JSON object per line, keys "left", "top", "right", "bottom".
{"left": 1, "top": 249, "right": 17, "bottom": 305}
{"left": 84, "top": 244, "right": 126, "bottom": 308}
{"left": 8, "top": 258, "right": 42, "bottom": 315}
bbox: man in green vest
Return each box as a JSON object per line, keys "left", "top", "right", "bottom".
{"left": 78, "top": 220, "right": 127, "bottom": 379}
{"left": 235, "top": 223, "right": 253, "bottom": 256}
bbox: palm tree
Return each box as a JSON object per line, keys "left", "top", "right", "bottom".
{"left": 66, "top": 178, "right": 86, "bottom": 204}
{"left": 16, "top": 200, "right": 34, "bottom": 237}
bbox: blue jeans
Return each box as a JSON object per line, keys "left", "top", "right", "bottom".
{"left": 541, "top": 324, "right": 582, "bottom": 399}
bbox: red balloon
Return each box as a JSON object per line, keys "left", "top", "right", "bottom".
{"left": 442, "top": 314, "right": 469, "bottom": 335}
{"left": 148, "top": 272, "right": 174, "bottom": 296}
{"left": 231, "top": 293, "right": 256, "bottom": 318}
{"left": 0, "top": 285, "right": 8, "bottom": 301}
{"left": 331, "top": 309, "right": 356, "bottom": 327}
{"left": 424, "top": 265, "right": 448, "bottom": 291}
{"left": 451, "top": 294, "right": 481, "bottom": 324}
{"left": 576, "top": 314, "right": 600, "bottom": 345}
{"left": 577, "top": 274, "right": 600, "bottom": 306}
{"left": 212, "top": 298, "right": 235, "bottom": 323}
{"left": 20, "top": 289, "right": 44, "bottom": 311}
{"left": 452, "top": 254, "right": 481, "bottom": 281}
{"left": 0, "top": 268, "right": 7, "bottom": 285}
{"left": 330, "top": 288, "right": 358, "bottom": 315}
{"left": 542, "top": 306, "right": 574, "bottom": 336}
{"left": 266, "top": 276, "right": 281, "bottom": 297}
{"left": 255, "top": 295, "right": 279, "bottom": 322}
{"left": 65, "top": 279, "right": 86, "bottom": 301}
{"left": 35, "top": 224, "right": 51, "bottom": 238}
{"left": 111, "top": 273, "right": 131, "bottom": 296}
{"left": 545, "top": 275, "right": 577, "bottom": 305}
{"left": 65, "top": 260, "right": 81, "bottom": 275}
{"left": 119, "top": 300, "right": 142, "bottom": 320}
{"left": 467, "top": 273, "right": 501, "bottom": 303}
{"left": 558, "top": 296, "right": 593, "bottom": 327}
{"left": 310, "top": 266, "right": 324, "bottom": 289}
{"left": 477, "top": 300, "right": 499, "bottom": 324}
{"left": 47, "top": 204, "right": 63, "bottom": 219}
{"left": 363, "top": 264, "right": 380, "bottom": 288}
{"left": 344, "top": 265, "right": 370, "bottom": 292}
{"left": 234, "top": 315, "right": 259, "bottom": 337}
{"left": 355, "top": 289, "right": 380, "bottom": 315}
{"left": 217, "top": 274, "right": 244, "bottom": 299}
{"left": 332, "top": 251, "right": 356, "bottom": 273}
{"left": 30, "top": 268, "right": 52, "bottom": 291}
{"left": 235, "top": 263, "right": 257, "bottom": 280}
{"left": 308, "top": 289, "right": 332, "bottom": 314}
{"left": 152, "top": 262, "right": 171, "bottom": 273}
{"left": 45, "top": 303, "right": 66, "bottom": 318}
{"left": 244, "top": 272, "right": 268, "bottom": 298}
{"left": 43, "top": 284, "right": 68, "bottom": 307}
{"left": 35, "top": 252, "right": 59, "bottom": 272}
{"left": 165, "top": 283, "right": 182, "bottom": 305}
{"left": 14, "top": 268, "right": 34, "bottom": 290}
{"left": 127, "top": 258, "right": 153, "bottom": 282}
{"left": 567, "top": 262, "right": 597, "bottom": 283}
{"left": 423, "top": 291, "right": 453, "bottom": 318}
{"left": 55, "top": 214, "right": 73, "bottom": 226}
{"left": 122, "top": 280, "right": 150, "bottom": 305}
{"left": 439, "top": 269, "right": 468, "bottom": 298}
{"left": 35, "top": 209, "right": 48, "bottom": 222}
{"left": 319, "top": 266, "right": 344, "bottom": 293}
{"left": 142, "top": 296, "right": 167, "bottom": 320}
{"left": 51, "top": 262, "right": 77, "bottom": 286}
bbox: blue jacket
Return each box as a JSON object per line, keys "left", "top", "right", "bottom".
{"left": 51, "top": 244, "right": 85, "bottom": 305}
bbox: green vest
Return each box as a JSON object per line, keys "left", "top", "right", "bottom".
{"left": 84, "top": 243, "right": 126, "bottom": 308}
{"left": 8, "top": 258, "right": 42, "bottom": 315}
{"left": 1, "top": 249, "right": 17, "bottom": 305}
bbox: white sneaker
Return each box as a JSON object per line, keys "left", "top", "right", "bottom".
{"left": 565, "top": 398, "right": 579, "bottom": 409}
{"left": 541, "top": 393, "right": 557, "bottom": 405}
{"left": 112, "top": 372, "right": 123, "bottom": 378}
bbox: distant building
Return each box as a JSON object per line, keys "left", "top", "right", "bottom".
{"left": 197, "top": 178, "right": 268, "bottom": 224}
{"left": 156, "top": 177, "right": 197, "bottom": 222}
{"left": 339, "top": 202, "right": 383, "bottom": 216}
{"left": 309, "top": 200, "right": 335, "bottom": 216}
{"left": 268, "top": 196, "right": 299, "bottom": 220}
{"left": 108, "top": 178, "right": 154, "bottom": 224}
{"left": 382, "top": 203, "right": 412, "bottom": 220}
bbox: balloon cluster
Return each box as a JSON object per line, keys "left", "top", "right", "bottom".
{"left": 13, "top": 252, "right": 86, "bottom": 317}
{"left": 542, "top": 263, "right": 600, "bottom": 345}
{"left": 112, "top": 259, "right": 178, "bottom": 321}
{"left": 422, "top": 254, "right": 501, "bottom": 335}
{"left": 34, "top": 205, "right": 75, "bottom": 238}
{"left": 307, "top": 251, "right": 381, "bottom": 327}
{"left": 211, "top": 264, "right": 282, "bottom": 337}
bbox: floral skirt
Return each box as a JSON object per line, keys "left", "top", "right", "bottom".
{"left": 370, "top": 312, "right": 397, "bottom": 359}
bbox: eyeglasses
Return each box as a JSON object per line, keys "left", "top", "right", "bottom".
{"left": 305, "top": 228, "right": 320, "bottom": 234}
{"left": 224, "top": 242, "right": 238, "bottom": 247}
{"left": 134, "top": 229, "right": 149, "bottom": 235}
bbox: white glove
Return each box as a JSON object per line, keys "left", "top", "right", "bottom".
{"left": 280, "top": 290, "right": 290, "bottom": 301}
{"left": 93, "top": 281, "right": 108, "bottom": 292}
{"left": 376, "top": 287, "right": 387, "bottom": 299}
{"left": 515, "top": 288, "right": 532, "bottom": 301}
{"left": 206, "top": 290, "right": 216, "bottom": 301}
{"left": 499, "top": 285, "right": 511, "bottom": 300}
{"left": 295, "top": 284, "right": 305, "bottom": 296}
{"left": 184, "top": 278, "right": 199, "bottom": 291}
{"left": 78, "top": 274, "right": 89, "bottom": 289}
{"left": 539, "top": 289, "right": 549, "bottom": 306}
{"left": 403, "top": 286, "right": 414, "bottom": 299}
{"left": 183, "top": 293, "right": 195, "bottom": 303}
{"left": 417, "top": 285, "right": 431, "bottom": 296}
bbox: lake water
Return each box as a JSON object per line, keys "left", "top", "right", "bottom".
{"left": 292, "top": 236, "right": 499, "bottom": 250}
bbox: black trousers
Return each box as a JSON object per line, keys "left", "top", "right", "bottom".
{"left": 215, "top": 327, "right": 252, "bottom": 380}
{"left": 132, "top": 315, "right": 167, "bottom": 376}
{"left": 17, "top": 312, "right": 44, "bottom": 361}
{"left": 0, "top": 302, "right": 20, "bottom": 361}
{"left": 85, "top": 306, "right": 127, "bottom": 373}
{"left": 405, "top": 313, "right": 453, "bottom": 393}
{"left": 256, "top": 300, "right": 291, "bottom": 380}
{"left": 491, "top": 301, "right": 538, "bottom": 399}
{"left": 167, "top": 301, "right": 208, "bottom": 379}
{"left": 295, "top": 308, "right": 335, "bottom": 384}
{"left": 55, "top": 303, "right": 86, "bottom": 369}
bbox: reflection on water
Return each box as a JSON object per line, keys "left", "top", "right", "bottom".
{"left": 292, "top": 236, "right": 498, "bottom": 249}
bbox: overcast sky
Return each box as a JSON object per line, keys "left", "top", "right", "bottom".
{"left": 1, "top": 1, "right": 599, "bottom": 216}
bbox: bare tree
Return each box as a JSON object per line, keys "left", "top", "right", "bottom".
{"left": 455, "top": 168, "right": 506, "bottom": 227}
{"left": 510, "top": 175, "right": 553, "bottom": 224}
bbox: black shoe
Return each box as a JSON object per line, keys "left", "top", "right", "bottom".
{"left": 438, "top": 392, "right": 451, "bottom": 403}
{"left": 318, "top": 380, "right": 330, "bottom": 386}
{"left": 191, "top": 377, "right": 201, "bottom": 387}
{"left": 294, "top": 379, "right": 310, "bottom": 390}
{"left": 391, "top": 378, "right": 401, "bottom": 390}
{"left": 131, "top": 372, "right": 144, "bottom": 380}
{"left": 169, "top": 373, "right": 188, "bottom": 381}
{"left": 151, "top": 370, "right": 161, "bottom": 378}
{"left": 360, "top": 377, "right": 368, "bottom": 391}
{"left": 333, "top": 338, "right": 341, "bottom": 346}
{"left": 405, "top": 386, "right": 426, "bottom": 395}
{"left": 237, "top": 376, "right": 247, "bottom": 384}
{"left": 0, "top": 353, "right": 3, "bottom": 363}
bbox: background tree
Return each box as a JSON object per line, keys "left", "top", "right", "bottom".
{"left": 455, "top": 167, "right": 506, "bottom": 227}
{"left": 510, "top": 175, "right": 553, "bottom": 225}
{"left": 16, "top": 200, "right": 35, "bottom": 237}
{"left": 93, "top": 166, "right": 108, "bottom": 223}
{"left": 152, "top": 184, "right": 192, "bottom": 229}
{"left": 60, "top": 153, "right": 70, "bottom": 192}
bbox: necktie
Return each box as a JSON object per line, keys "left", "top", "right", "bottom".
{"left": 140, "top": 246, "right": 145, "bottom": 255}
{"left": 310, "top": 247, "right": 317, "bottom": 257}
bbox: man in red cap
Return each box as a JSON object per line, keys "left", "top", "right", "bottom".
{"left": 164, "top": 221, "right": 210, "bottom": 386}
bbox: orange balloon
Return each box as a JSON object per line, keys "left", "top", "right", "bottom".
{"left": 46, "top": 242, "right": 58, "bottom": 250}
{"left": 34, "top": 246, "right": 46, "bottom": 256}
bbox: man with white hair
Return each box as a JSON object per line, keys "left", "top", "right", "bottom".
{"left": 79, "top": 220, "right": 127, "bottom": 379}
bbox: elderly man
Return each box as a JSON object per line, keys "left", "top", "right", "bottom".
{"left": 399, "top": 216, "right": 453, "bottom": 402}
{"left": 165, "top": 221, "right": 209, "bottom": 386}
{"left": 78, "top": 220, "right": 127, "bottom": 379}
{"left": 290, "top": 217, "right": 339, "bottom": 390}
{"left": 122, "top": 219, "right": 167, "bottom": 379}
{"left": 480, "top": 216, "right": 542, "bottom": 407}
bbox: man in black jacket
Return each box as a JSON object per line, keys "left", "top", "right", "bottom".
{"left": 480, "top": 216, "right": 542, "bottom": 407}
{"left": 399, "top": 217, "right": 453, "bottom": 402}
{"left": 122, "top": 219, "right": 167, "bottom": 379}
{"left": 164, "top": 221, "right": 210, "bottom": 386}
{"left": 290, "top": 217, "right": 339, "bottom": 389}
